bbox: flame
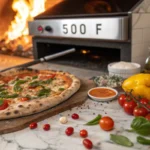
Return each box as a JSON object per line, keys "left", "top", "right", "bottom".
{"left": 5, "top": 0, "right": 47, "bottom": 43}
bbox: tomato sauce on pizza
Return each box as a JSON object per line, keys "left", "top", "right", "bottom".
{"left": 0, "top": 68, "right": 80, "bottom": 120}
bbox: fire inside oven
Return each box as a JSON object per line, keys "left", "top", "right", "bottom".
{"left": 35, "top": 42, "right": 120, "bottom": 70}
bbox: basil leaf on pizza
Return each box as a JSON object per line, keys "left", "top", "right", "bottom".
{"left": 29, "top": 81, "right": 41, "bottom": 88}
{"left": 0, "top": 68, "right": 80, "bottom": 120}
{"left": 37, "top": 88, "right": 50, "bottom": 97}
{"left": 32, "top": 76, "right": 38, "bottom": 80}
{"left": 41, "top": 78, "right": 53, "bottom": 84}
{"left": 0, "top": 99, "right": 4, "bottom": 106}
{"left": 59, "top": 88, "right": 65, "bottom": 91}
{"left": 14, "top": 80, "right": 27, "bottom": 92}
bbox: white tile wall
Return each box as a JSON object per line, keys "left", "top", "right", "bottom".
{"left": 133, "top": 14, "right": 150, "bottom": 29}
{"left": 143, "top": 28, "right": 150, "bottom": 42}
{"left": 131, "top": 0, "right": 150, "bottom": 68}
{"left": 132, "top": 29, "right": 143, "bottom": 44}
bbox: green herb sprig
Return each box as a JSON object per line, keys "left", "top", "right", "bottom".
{"left": 85, "top": 114, "right": 101, "bottom": 125}
{"left": 110, "top": 134, "right": 134, "bottom": 147}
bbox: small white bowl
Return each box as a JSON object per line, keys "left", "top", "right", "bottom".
{"left": 108, "top": 62, "right": 141, "bottom": 78}
{"left": 88, "top": 87, "right": 118, "bottom": 102}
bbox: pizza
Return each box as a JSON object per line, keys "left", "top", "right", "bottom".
{"left": 0, "top": 68, "right": 80, "bottom": 120}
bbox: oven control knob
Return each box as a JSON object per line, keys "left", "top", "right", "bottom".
{"left": 45, "top": 26, "right": 52, "bottom": 32}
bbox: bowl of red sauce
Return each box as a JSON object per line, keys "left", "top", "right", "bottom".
{"left": 88, "top": 87, "right": 118, "bottom": 102}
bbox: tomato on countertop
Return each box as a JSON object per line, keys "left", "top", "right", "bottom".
{"left": 43, "top": 124, "right": 50, "bottom": 131}
{"left": 99, "top": 116, "right": 114, "bottom": 131}
{"left": 83, "top": 139, "right": 93, "bottom": 149}
{"left": 140, "top": 98, "right": 150, "bottom": 105}
{"left": 123, "top": 100, "right": 137, "bottom": 115}
{"left": 29, "top": 122, "right": 38, "bottom": 129}
{"left": 80, "top": 129, "right": 88, "bottom": 138}
{"left": 65, "top": 127, "right": 74, "bottom": 136}
{"left": 145, "top": 114, "right": 150, "bottom": 121}
{"left": 133, "top": 106, "right": 148, "bottom": 117}
{"left": 118, "top": 94, "right": 127, "bottom": 107}
{"left": 71, "top": 113, "right": 79, "bottom": 119}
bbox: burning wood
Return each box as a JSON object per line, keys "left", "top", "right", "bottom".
{"left": 0, "top": 0, "right": 47, "bottom": 58}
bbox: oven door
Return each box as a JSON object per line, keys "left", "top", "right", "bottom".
{"left": 28, "top": 16, "right": 129, "bottom": 41}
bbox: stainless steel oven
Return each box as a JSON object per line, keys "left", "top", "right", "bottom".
{"left": 28, "top": 0, "right": 146, "bottom": 70}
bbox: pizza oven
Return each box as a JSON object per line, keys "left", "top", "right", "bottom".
{"left": 28, "top": 0, "right": 150, "bottom": 70}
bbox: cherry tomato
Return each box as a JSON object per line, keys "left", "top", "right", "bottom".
{"left": 140, "top": 98, "right": 149, "bottom": 105}
{"left": 133, "top": 106, "right": 148, "bottom": 117}
{"left": 43, "top": 124, "right": 50, "bottom": 131}
{"left": 80, "top": 129, "right": 88, "bottom": 138}
{"left": 99, "top": 116, "right": 114, "bottom": 131}
{"left": 123, "top": 100, "right": 137, "bottom": 115}
{"left": 0, "top": 100, "right": 9, "bottom": 110}
{"left": 71, "top": 113, "right": 79, "bottom": 119}
{"left": 83, "top": 139, "right": 93, "bottom": 149}
{"left": 65, "top": 127, "right": 74, "bottom": 136}
{"left": 118, "top": 94, "right": 127, "bottom": 107}
{"left": 145, "top": 114, "right": 150, "bottom": 121}
{"left": 20, "top": 97, "right": 30, "bottom": 102}
{"left": 146, "top": 104, "right": 150, "bottom": 111}
{"left": 29, "top": 122, "right": 38, "bottom": 129}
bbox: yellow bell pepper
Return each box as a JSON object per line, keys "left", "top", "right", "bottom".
{"left": 122, "top": 74, "right": 150, "bottom": 100}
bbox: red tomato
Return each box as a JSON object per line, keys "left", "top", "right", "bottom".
{"left": 83, "top": 139, "right": 93, "bottom": 149}
{"left": 145, "top": 114, "right": 150, "bottom": 121}
{"left": 99, "top": 116, "right": 114, "bottom": 131}
{"left": 133, "top": 106, "right": 148, "bottom": 117}
{"left": 65, "top": 127, "right": 74, "bottom": 136}
{"left": 140, "top": 98, "right": 149, "bottom": 105}
{"left": 20, "top": 97, "right": 30, "bottom": 102}
{"left": 146, "top": 104, "right": 150, "bottom": 111}
{"left": 39, "top": 74, "right": 56, "bottom": 80}
{"left": 43, "top": 124, "right": 50, "bottom": 131}
{"left": 0, "top": 100, "right": 9, "bottom": 110}
{"left": 118, "top": 94, "right": 127, "bottom": 107}
{"left": 123, "top": 100, "right": 137, "bottom": 115}
{"left": 80, "top": 129, "right": 88, "bottom": 138}
{"left": 71, "top": 113, "right": 79, "bottom": 119}
{"left": 29, "top": 122, "right": 38, "bottom": 129}
{"left": 3, "top": 77, "right": 14, "bottom": 83}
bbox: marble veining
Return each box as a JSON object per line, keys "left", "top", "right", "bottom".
{"left": 0, "top": 99, "right": 150, "bottom": 150}
{"left": 0, "top": 63, "right": 150, "bottom": 150}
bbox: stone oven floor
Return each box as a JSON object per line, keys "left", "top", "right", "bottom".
{"left": 0, "top": 54, "right": 107, "bottom": 77}
{"left": 0, "top": 54, "right": 32, "bottom": 70}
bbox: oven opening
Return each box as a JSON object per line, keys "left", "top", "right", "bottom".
{"left": 36, "top": 43, "right": 120, "bottom": 71}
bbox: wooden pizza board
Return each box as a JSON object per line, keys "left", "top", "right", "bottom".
{"left": 0, "top": 79, "right": 95, "bottom": 135}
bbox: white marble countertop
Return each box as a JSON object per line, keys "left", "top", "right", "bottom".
{"left": 0, "top": 63, "right": 150, "bottom": 150}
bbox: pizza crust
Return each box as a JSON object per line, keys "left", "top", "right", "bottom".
{"left": 0, "top": 68, "right": 80, "bottom": 120}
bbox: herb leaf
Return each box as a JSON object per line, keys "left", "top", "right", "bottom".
{"left": 32, "top": 76, "right": 38, "bottom": 80}
{"left": 41, "top": 79, "right": 53, "bottom": 84}
{"left": 0, "top": 100, "right": 4, "bottom": 105}
{"left": 131, "top": 117, "right": 150, "bottom": 136}
{"left": 37, "top": 88, "right": 50, "bottom": 97}
{"left": 0, "top": 92, "right": 18, "bottom": 98}
{"left": 137, "top": 136, "right": 150, "bottom": 145}
{"left": 59, "top": 88, "right": 65, "bottom": 91}
{"left": 29, "top": 81, "right": 41, "bottom": 88}
{"left": 14, "top": 80, "right": 27, "bottom": 92}
{"left": 29, "top": 79, "right": 53, "bottom": 88}
{"left": 110, "top": 134, "right": 134, "bottom": 147}
{"left": 85, "top": 114, "right": 101, "bottom": 125}
{"left": 0, "top": 84, "right": 5, "bottom": 92}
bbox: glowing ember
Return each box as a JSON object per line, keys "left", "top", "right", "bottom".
{"left": 0, "top": 0, "right": 62, "bottom": 58}
{"left": 5, "top": 0, "right": 46, "bottom": 42}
